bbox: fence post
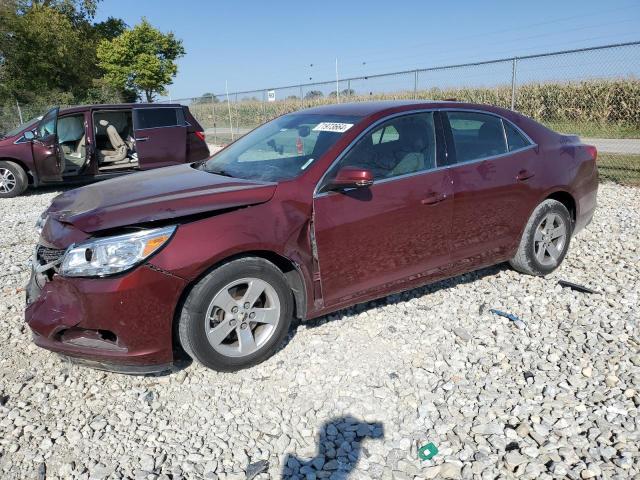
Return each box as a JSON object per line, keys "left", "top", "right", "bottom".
{"left": 262, "top": 90, "right": 267, "bottom": 124}
{"left": 210, "top": 95, "right": 217, "bottom": 145}
{"left": 300, "top": 85, "right": 303, "bottom": 107}
{"left": 225, "top": 84, "right": 234, "bottom": 142}
{"left": 234, "top": 93, "right": 239, "bottom": 136}
{"left": 413, "top": 70, "right": 418, "bottom": 100}
{"left": 16, "top": 100, "right": 23, "bottom": 124}
{"left": 510, "top": 58, "right": 518, "bottom": 110}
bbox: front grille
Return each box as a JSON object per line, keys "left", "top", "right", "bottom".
{"left": 36, "top": 245, "right": 66, "bottom": 266}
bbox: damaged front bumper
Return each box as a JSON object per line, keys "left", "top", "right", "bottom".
{"left": 25, "top": 261, "right": 188, "bottom": 374}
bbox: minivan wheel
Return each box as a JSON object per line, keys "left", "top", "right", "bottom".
{"left": 0, "top": 161, "right": 28, "bottom": 198}
{"left": 178, "top": 257, "right": 293, "bottom": 372}
{"left": 509, "top": 199, "right": 572, "bottom": 276}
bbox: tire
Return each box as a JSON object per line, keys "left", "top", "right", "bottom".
{"left": 509, "top": 199, "right": 572, "bottom": 276}
{"left": 0, "top": 161, "right": 28, "bottom": 198}
{"left": 178, "top": 257, "right": 293, "bottom": 372}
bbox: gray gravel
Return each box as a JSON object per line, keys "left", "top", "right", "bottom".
{"left": 0, "top": 183, "right": 639, "bottom": 480}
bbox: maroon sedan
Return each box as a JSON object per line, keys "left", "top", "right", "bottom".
{"left": 0, "top": 103, "right": 209, "bottom": 197}
{"left": 25, "top": 101, "right": 598, "bottom": 373}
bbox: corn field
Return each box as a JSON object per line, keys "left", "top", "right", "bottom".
{"left": 188, "top": 78, "right": 640, "bottom": 132}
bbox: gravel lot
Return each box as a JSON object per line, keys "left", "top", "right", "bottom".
{"left": 0, "top": 183, "right": 638, "bottom": 480}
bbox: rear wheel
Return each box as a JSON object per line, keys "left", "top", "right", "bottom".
{"left": 178, "top": 257, "right": 293, "bottom": 372}
{"left": 0, "top": 161, "right": 28, "bottom": 198}
{"left": 509, "top": 199, "right": 572, "bottom": 276}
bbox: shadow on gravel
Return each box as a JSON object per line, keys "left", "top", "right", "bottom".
{"left": 281, "top": 415, "right": 384, "bottom": 479}
{"left": 303, "top": 263, "right": 508, "bottom": 331}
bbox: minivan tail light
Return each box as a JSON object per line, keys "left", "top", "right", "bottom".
{"left": 195, "top": 131, "right": 206, "bottom": 141}
{"left": 586, "top": 145, "right": 597, "bottom": 161}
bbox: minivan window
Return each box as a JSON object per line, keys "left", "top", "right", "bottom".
{"left": 204, "top": 113, "right": 360, "bottom": 182}
{"left": 446, "top": 111, "right": 507, "bottom": 163}
{"left": 504, "top": 121, "right": 532, "bottom": 151}
{"left": 37, "top": 108, "right": 58, "bottom": 138}
{"left": 330, "top": 112, "right": 436, "bottom": 181}
{"left": 134, "top": 108, "right": 185, "bottom": 129}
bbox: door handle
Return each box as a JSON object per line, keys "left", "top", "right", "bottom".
{"left": 134, "top": 137, "right": 149, "bottom": 142}
{"left": 516, "top": 169, "right": 535, "bottom": 181}
{"left": 421, "top": 193, "right": 447, "bottom": 205}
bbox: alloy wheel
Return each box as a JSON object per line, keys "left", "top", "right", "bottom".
{"left": 0, "top": 168, "right": 16, "bottom": 194}
{"left": 533, "top": 212, "right": 567, "bottom": 267}
{"left": 204, "top": 277, "right": 281, "bottom": 357}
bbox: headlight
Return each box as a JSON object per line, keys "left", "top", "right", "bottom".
{"left": 35, "top": 212, "right": 48, "bottom": 235}
{"left": 60, "top": 226, "right": 176, "bottom": 277}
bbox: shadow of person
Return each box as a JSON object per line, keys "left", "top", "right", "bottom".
{"left": 282, "top": 416, "right": 384, "bottom": 479}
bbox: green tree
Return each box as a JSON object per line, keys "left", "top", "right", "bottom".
{"left": 305, "top": 90, "right": 323, "bottom": 99}
{"left": 0, "top": 0, "right": 128, "bottom": 106}
{"left": 97, "top": 19, "right": 185, "bottom": 102}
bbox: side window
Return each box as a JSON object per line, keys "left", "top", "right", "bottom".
{"left": 371, "top": 125, "right": 400, "bottom": 144}
{"left": 446, "top": 111, "right": 507, "bottom": 163}
{"left": 332, "top": 112, "right": 436, "bottom": 181}
{"left": 504, "top": 121, "right": 531, "bottom": 151}
{"left": 37, "top": 108, "right": 58, "bottom": 138}
{"left": 134, "top": 108, "right": 184, "bottom": 129}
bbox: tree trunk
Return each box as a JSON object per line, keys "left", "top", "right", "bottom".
{"left": 145, "top": 90, "right": 154, "bottom": 103}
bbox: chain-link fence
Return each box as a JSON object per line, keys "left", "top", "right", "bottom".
{"left": 164, "top": 41, "right": 639, "bottom": 185}
{"left": 2, "top": 41, "right": 639, "bottom": 184}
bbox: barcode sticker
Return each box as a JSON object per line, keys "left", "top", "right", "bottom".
{"left": 312, "top": 122, "right": 354, "bottom": 133}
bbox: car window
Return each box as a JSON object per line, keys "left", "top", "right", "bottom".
{"left": 134, "top": 108, "right": 185, "bottom": 129}
{"left": 238, "top": 124, "right": 321, "bottom": 162}
{"left": 204, "top": 113, "right": 359, "bottom": 182}
{"left": 446, "top": 111, "right": 507, "bottom": 163}
{"left": 330, "top": 112, "right": 436, "bottom": 181}
{"left": 37, "top": 108, "right": 58, "bottom": 138}
{"left": 371, "top": 125, "right": 400, "bottom": 144}
{"left": 504, "top": 120, "right": 531, "bottom": 151}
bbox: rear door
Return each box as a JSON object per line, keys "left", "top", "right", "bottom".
{"left": 133, "top": 107, "right": 187, "bottom": 169}
{"left": 442, "top": 110, "right": 538, "bottom": 269}
{"left": 32, "top": 107, "right": 64, "bottom": 182}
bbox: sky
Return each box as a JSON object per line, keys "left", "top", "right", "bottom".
{"left": 94, "top": 0, "right": 640, "bottom": 100}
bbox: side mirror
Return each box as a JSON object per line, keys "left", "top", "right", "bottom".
{"left": 23, "top": 130, "right": 35, "bottom": 141}
{"left": 330, "top": 166, "right": 374, "bottom": 190}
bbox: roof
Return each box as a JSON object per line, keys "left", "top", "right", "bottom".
{"left": 59, "top": 103, "right": 182, "bottom": 114}
{"left": 298, "top": 100, "right": 511, "bottom": 118}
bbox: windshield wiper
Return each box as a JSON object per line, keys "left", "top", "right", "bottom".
{"left": 206, "top": 167, "right": 235, "bottom": 178}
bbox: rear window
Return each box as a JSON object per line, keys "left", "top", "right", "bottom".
{"left": 504, "top": 121, "right": 532, "bottom": 151}
{"left": 134, "top": 108, "right": 185, "bottom": 129}
{"left": 446, "top": 111, "right": 508, "bottom": 163}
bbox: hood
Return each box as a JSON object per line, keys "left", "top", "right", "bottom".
{"left": 47, "top": 163, "right": 277, "bottom": 232}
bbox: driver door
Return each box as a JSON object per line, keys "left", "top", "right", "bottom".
{"left": 32, "top": 107, "right": 64, "bottom": 183}
{"left": 312, "top": 111, "right": 454, "bottom": 307}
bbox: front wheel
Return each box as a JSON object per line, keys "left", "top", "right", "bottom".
{"left": 0, "top": 161, "right": 28, "bottom": 198}
{"left": 178, "top": 257, "right": 293, "bottom": 372}
{"left": 509, "top": 199, "right": 572, "bottom": 276}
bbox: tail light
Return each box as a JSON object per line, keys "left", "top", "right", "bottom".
{"left": 194, "top": 131, "right": 206, "bottom": 141}
{"left": 586, "top": 145, "right": 597, "bottom": 161}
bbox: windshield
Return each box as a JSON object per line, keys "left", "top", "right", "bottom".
{"left": 2, "top": 116, "right": 41, "bottom": 138}
{"left": 203, "top": 113, "right": 360, "bottom": 182}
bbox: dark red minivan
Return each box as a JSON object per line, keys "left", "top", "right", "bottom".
{"left": 0, "top": 103, "right": 210, "bottom": 197}
{"left": 25, "top": 101, "right": 598, "bottom": 373}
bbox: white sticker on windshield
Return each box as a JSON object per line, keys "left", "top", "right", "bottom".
{"left": 312, "top": 122, "right": 353, "bottom": 133}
